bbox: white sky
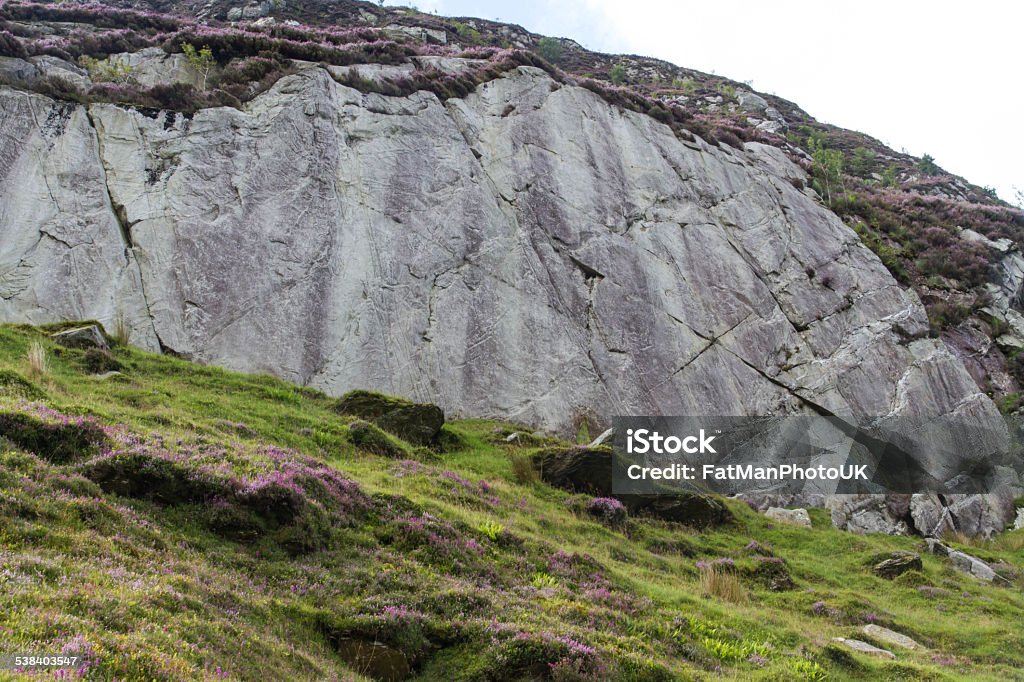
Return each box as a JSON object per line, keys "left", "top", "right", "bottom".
{"left": 387, "top": 0, "right": 1023, "bottom": 205}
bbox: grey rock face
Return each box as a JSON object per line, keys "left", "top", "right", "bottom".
{"left": 0, "top": 89, "right": 157, "bottom": 350}
{"left": 109, "top": 48, "right": 200, "bottom": 88}
{"left": 829, "top": 494, "right": 910, "bottom": 535}
{"left": 0, "top": 63, "right": 1011, "bottom": 533}
{"left": 1015, "top": 507, "right": 1024, "bottom": 530}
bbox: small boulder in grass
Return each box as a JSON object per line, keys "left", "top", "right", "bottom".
{"left": 335, "top": 390, "right": 444, "bottom": 445}
{"left": 872, "top": 551, "right": 922, "bottom": 579}
{"left": 51, "top": 325, "right": 109, "bottom": 350}
{"left": 764, "top": 507, "right": 812, "bottom": 528}
{"left": 586, "top": 496, "right": 627, "bottom": 526}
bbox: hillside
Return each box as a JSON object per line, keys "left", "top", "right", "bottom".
{"left": 0, "top": 321, "right": 1022, "bottom": 681}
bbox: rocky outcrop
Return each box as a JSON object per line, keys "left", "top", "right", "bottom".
{"left": 0, "top": 57, "right": 1016, "bottom": 532}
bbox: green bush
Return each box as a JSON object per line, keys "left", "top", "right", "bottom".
{"left": 609, "top": 63, "right": 626, "bottom": 85}
{"left": 537, "top": 36, "right": 562, "bottom": 64}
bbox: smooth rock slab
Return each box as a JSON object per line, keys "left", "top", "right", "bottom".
{"left": 832, "top": 638, "right": 896, "bottom": 659}
{"left": 765, "top": 507, "right": 812, "bottom": 528}
{"left": 52, "top": 325, "right": 109, "bottom": 351}
{"left": 863, "top": 624, "right": 924, "bottom": 651}
{"left": 926, "top": 539, "right": 1004, "bottom": 582}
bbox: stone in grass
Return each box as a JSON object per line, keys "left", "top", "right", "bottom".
{"left": 872, "top": 550, "right": 922, "bottom": 578}
{"left": 335, "top": 390, "right": 444, "bottom": 445}
{"left": 872, "top": 551, "right": 923, "bottom": 579}
{"left": 51, "top": 325, "right": 109, "bottom": 351}
{"left": 925, "top": 539, "right": 1004, "bottom": 583}
{"left": 764, "top": 507, "right": 812, "bottom": 528}
{"left": 832, "top": 637, "right": 895, "bottom": 659}
{"left": 862, "top": 624, "right": 924, "bottom": 651}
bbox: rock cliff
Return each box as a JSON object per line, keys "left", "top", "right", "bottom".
{"left": 0, "top": 63, "right": 998, "bottom": 437}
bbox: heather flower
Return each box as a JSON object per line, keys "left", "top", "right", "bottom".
{"left": 584, "top": 497, "right": 626, "bottom": 526}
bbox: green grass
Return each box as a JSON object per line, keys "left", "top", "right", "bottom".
{"left": 0, "top": 322, "right": 1022, "bottom": 680}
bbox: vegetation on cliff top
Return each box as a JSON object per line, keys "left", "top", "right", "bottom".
{"left": 0, "top": 321, "right": 1022, "bottom": 680}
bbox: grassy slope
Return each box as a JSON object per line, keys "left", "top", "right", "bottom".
{"left": 0, "top": 322, "right": 1022, "bottom": 681}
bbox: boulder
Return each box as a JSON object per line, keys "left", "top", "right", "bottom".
{"left": 52, "top": 325, "right": 109, "bottom": 351}
{"left": 944, "top": 493, "right": 1019, "bottom": 539}
{"left": 1015, "top": 507, "right": 1024, "bottom": 530}
{"left": 832, "top": 638, "right": 895, "bottom": 659}
{"left": 862, "top": 624, "right": 924, "bottom": 651}
{"left": 335, "top": 390, "right": 444, "bottom": 445}
{"left": 533, "top": 446, "right": 613, "bottom": 496}
{"left": 764, "top": 507, "right": 812, "bottom": 528}
{"left": 736, "top": 90, "right": 769, "bottom": 113}
{"left": 872, "top": 551, "right": 922, "bottom": 579}
{"left": 532, "top": 446, "right": 731, "bottom": 527}
{"left": 625, "top": 493, "right": 732, "bottom": 528}
{"left": 926, "top": 539, "right": 1005, "bottom": 583}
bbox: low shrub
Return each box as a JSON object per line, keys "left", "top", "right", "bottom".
{"left": 0, "top": 407, "right": 107, "bottom": 464}
{"left": 585, "top": 496, "right": 627, "bottom": 526}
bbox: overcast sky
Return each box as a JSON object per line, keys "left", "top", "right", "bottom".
{"left": 386, "top": 0, "right": 1022, "bottom": 205}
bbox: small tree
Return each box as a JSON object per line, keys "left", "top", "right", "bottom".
{"left": 808, "top": 136, "right": 845, "bottom": 207}
{"left": 917, "top": 153, "right": 940, "bottom": 176}
{"left": 881, "top": 164, "right": 899, "bottom": 188}
{"left": 537, "top": 37, "right": 562, "bottom": 64}
{"left": 848, "top": 146, "right": 876, "bottom": 177}
{"left": 181, "top": 42, "right": 214, "bottom": 91}
{"left": 609, "top": 63, "right": 626, "bottom": 85}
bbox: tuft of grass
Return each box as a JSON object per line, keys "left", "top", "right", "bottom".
{"left": 26, "top": 340, "right": 46, "bottom": 379}
{"left": 699, "top": 566, "right": 747, "bottom": 604}
{"left": 112, "top": 314, "right": 131, "bottom": 346}
{"left": 508, "top": 451, "right": 539, "bottom": 484}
